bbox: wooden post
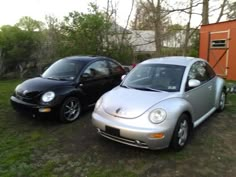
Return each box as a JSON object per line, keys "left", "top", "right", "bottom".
{"left": 207, "top": 32, "right": 211, "bottom": 62}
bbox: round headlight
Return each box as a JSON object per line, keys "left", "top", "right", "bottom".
{"left": 41, "top": 91, "right": 55, "bottom": 102}
{"left": 149, "top": 109, "right": 167, "bottom": 124}
{"left": 15, "top": 84, "right": 21, "bottom": 92}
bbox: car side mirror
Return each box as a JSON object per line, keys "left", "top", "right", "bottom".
{"left": 188, "top": 79, "right": 201, "bottom": 88}
{"left": 81, "top": 73, "right": 92, "bottom": 81}
{"left": 123, "top": 66, "right": 130, "bottom": 73}
{"left": 121, "top": 75, "right": 126, "bottom": 80}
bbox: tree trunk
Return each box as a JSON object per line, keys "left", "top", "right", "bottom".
{"left": 154, "top": 0, "right": 162, "bottom": 57}
{"left": 202, "top": 0, "right": 209, "bottom": 25}
{"left": 120, "top": 0, "right": 135, "bottom": 44}
{"left": 216, "top": 0, "right": 227, "bottom": 23}
{"left": 183, "top": 0, "right": 193, "bottom": 56}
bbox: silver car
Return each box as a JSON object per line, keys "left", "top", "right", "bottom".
{"left": 92, "top": 57, "right": 226, "bottom": 150}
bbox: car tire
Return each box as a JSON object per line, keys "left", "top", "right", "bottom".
{"left": 217, "top": 91, "right": 226, "bottom": 112}
{"left": 59, "top": 97, "right": 81, "bottom": 123}
{"left": 170, "top": 114, "right": 190, "bottom": 151}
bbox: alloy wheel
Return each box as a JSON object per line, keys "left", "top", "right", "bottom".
{"left": 62, "top": 98, "right": 81, "bottom": 122}
{"left": 219, "top": 92, "right": 226, "bottom": 110}
{"left": 177, "top": 119, "right": 189, "bottom": 146}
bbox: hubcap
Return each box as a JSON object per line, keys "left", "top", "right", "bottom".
{"left": 178, "top": 120, "right": 188, "bottom": 146}
{"left": 64, "top": 100, "right": 80, "bottom": 121}
{"left": 219, "top": 92, "right": 226, "bottom": 110}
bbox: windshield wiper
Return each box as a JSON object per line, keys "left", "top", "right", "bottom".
{"left": 120, "top": 84, "right": 132, "bottom": 89}
{"left": 132, "top": 87, "right": 161, "bottom": 92}
{"left": 46, "top": 76, "right": 68, "bottom": 81}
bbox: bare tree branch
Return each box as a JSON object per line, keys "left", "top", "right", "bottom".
{"left": 119, "top": 0, "right": 135, "bottom": 53}
{"left": 216, "top": 0, "right": 227, "bottom": 23}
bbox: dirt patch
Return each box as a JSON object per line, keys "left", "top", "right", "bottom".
{"left": 2, "top": 106, "right": 236, "bottom": 177}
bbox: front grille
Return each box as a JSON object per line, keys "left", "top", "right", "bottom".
{"left": 15, "top": 91, "right": 39, "bottom": 104}
{"left": 16, "top": 91, "right": 40, "bottom": 98}
{"left": 98, "top": 129, "right": 148, "bottom": 149}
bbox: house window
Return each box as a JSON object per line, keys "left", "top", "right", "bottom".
{"left": 211, "top": 39, "right": 227, "bottom": 48}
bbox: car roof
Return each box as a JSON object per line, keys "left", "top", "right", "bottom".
{"left": 141, "top": 56, "right": 205, "bottom": 66}
{"left": 61, "top": 55, "right": 111, "bottom": 64}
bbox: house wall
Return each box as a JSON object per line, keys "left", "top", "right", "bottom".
{"left": 199, "top": 20, "right": 236, "bottom": 80}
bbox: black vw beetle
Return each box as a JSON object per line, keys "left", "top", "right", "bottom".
{"left": 10, "top": 56, "right": 126, "bottom": 122}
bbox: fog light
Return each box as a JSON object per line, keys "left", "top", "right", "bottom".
{"left": 150, "top": 133, "right": 165, "bottom": 139}
{"left": 39, "top": 108, "right": 51, "bottom": 113}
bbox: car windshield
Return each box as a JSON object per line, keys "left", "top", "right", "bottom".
{"left": 121, "top": 64, "right": 186, "bottom": 92}
{"left": 42, "top": 59, "right": 84, "bottom": 81}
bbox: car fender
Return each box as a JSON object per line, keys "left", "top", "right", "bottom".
{"left": 51, "top": 86, "right": 85, "bottom": 106}
{"left": 141, "top": 97, "right": 194, "bottom": 146}
{"left": 214, "top": 77, "right": 226, "bottom": 108}
{"left": 149, "top": 97, "right": 194, "bottom": 138}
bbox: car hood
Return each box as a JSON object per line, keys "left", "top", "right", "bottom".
{"left": 102, "top": 86, "right": 175, "bottom": 118}
{"left": 16, "top": 77, "right": 73, "bottom": 97}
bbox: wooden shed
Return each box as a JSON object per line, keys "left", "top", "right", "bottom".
{"left": 199, "top": 20, "right": 236, "bottom": 80}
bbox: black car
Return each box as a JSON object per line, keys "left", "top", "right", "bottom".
{"left": 10, "top": 56, "right": 126, "bottom": 122}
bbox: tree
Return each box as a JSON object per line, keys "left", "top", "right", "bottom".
{"left": 60, "top": 3, "right": 133, "bottom": 64}
{"left": 216, "top": 0, "right": 227, "bottom": 23}
{"left": 131, "top": 0, "right": 171, "bottom": 57}
{"left": 227, "top": 1, "right": 236, "bottom": 20}
{"left": 61, "top": 4, "right": 112, "bottom": 56}
{"left": 202, "top": 0, "right": 209, "bottom": 25}
{"left": 0, "top": 17, "right": 44, "bottom": 77}
{"left": 0, "top": 26, "right": 34, "bottom": 75}
{"left": 16, "top": 16, "right": 44, "bottom": 31}
{"left": 36, "top": 15, "right": 63, "bottom": 65}
{"left": 183, "top": 0, "right": 194, "bottom": 56}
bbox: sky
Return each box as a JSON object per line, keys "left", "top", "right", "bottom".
{"left": 0, "top": 0, "right": 231, "bottom": 28}
{"left": 0, "top": 0, "right": 136, "bottom": 27}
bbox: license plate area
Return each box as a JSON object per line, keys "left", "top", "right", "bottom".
{"left": 105, "top": 126, "right": 120, "bottom": 137}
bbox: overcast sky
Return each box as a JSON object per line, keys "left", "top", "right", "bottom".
{"left": 0, "top": 0, "right": 136, "bottom": 27}
{"left": 0, "top": 0, "right": 229, "bottom": 28}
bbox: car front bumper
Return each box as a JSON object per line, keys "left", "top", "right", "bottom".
{"left": 10, "top": 96, "right": 58, "bottom": 117}
{"left": 92, "top": 111, "right": 175, "bottom": 150}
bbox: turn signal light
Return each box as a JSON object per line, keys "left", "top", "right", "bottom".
{"left": 150, "top": 133, "right": 165, "bottom": 139}
{"left": 39, "top": 108, "right": 51, "bottom": 113}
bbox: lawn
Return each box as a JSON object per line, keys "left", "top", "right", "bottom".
{"left": 0, "top": 80, "right": 235, "bottom": 177}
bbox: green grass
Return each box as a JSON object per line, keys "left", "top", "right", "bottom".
{"left": 0, "top": 80, "right": 57, "bottom": 177}
{"left": 0, "top": 80, "right": 21, "bottom": 109}
{"left": 0, "top": 79, "right": 235, "bottom": 177}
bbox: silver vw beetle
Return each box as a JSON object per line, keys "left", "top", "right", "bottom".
{"left": 92, "top": 57, "right": 226, "bottom": 150}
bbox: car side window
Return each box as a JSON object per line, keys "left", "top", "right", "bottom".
{"left": 83, "top": 61, "right": 110, "bottom": 79}
{"left": 186, "top": 61, "right": 214, "bottom": 91}
{"left": 108, "top": 61, "right": 125, "bottom": 75}
{"left": 188, "top": 61, "right": 210, "bottom": 83}
{"left": 205, "top": 63, "right": 216, "bottom": 79}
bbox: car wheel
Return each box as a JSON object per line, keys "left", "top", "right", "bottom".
{"left": 217, "top": 91, "right": 226, "bottom": 112}
{"left": 60, "top": 97, "right": 81, "bottom": 123}
{"left": 170, "top": 114, "right": 190, "bottom": 151}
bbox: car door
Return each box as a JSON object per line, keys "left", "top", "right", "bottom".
{"left": 79, "top": 60, "right": 110, "bottom": 105}
{"left": 184, "top": 61, "right": 216, "bottom": 122}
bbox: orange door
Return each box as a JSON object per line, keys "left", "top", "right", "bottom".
{"left": 208, "top": 30, "right": 229, "bottom": 77}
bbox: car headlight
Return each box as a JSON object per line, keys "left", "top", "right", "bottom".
{"left": 149, "top": 109, "right": 167, "bottom": 124}
{"left": 95, "top": 97, "right": 103, "bottom": 110}
{"left": 15, "top": 84, "right": 21, "bottom": 92}
{"left": 41, "top": 91, "right": 55, "bottom": 102}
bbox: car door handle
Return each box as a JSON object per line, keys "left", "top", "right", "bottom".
{"left": 208, "top": 86, "right": 212, "bottom": 90}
